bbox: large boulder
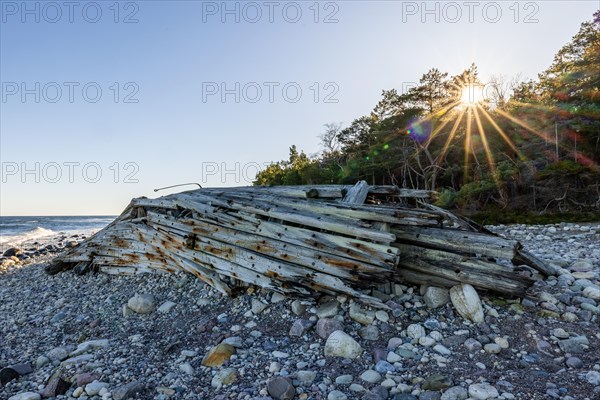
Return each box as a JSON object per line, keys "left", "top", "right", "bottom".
{"left": 42, "top": 370, "right": 71, "bottom": 398}
{"left": 112, "top": 381, "right": 144, "bottom": 400}
{"left": 267, "top": 376, "right": 295, "bottom": 399}
{"left": 324, "top": 330, "right": 363, "bottom": 359}
{"left": 211, "top": 368, "right": 237, "bottom": 389}
{"left": 3, "top": 247, "right": 23, "bottom": 257}
{"left": 202, "top": 343, "right": 236, "bottom": 367}
{"left": 450, "top": 284, "right": 484, "bottom": 323}
{"left": 468, "top": 383, "right": 499, "bottom": 400}
{"left": 583, "top": 286, "right": 600, "bottom": 300}
{"left": 0, "top": 364, "right": 33, "bottom": 385}
{"left": 349, "top": 303, "right": 375, "bottom": 325}
{"left": 8, "top": 393, "right": 41, "bottom": 400}
{"left": 127, "top": 293, "right": 156, "bottom": 314}
{"left": 423, "top": 286, "right": 450, "bottom": 309}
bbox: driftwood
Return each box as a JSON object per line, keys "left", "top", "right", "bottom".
{"left": 47, "top": 182, "right": 551, "bottom": 307}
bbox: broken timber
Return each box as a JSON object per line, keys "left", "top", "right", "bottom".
{"left": 47, "top": 182, "right": 552, "bottom": 308}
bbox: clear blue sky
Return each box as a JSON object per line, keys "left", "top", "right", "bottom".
{"left": 1, "top": 0, "right": 598, "bottom": 215}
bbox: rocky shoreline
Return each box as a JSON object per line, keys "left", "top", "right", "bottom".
{"left": 0, "top": 223, "right": 599, "bottom": 400}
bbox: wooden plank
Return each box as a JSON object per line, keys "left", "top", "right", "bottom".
{"left": 396, "top": 258, "right": 529, "bottom": 295}
{"left": 397, "top": 189, "right": 435, "bottom": 199}
{"left": 392, "top": 226, "right": 518, "bottom": 260}
{"left": 202, "top": 186, "right": 347, "bottom": 199}
{"left": 417, "top": 203, "right": 496, "bottom": 232}
{"left": 368, "top": 186, "right": 435, "bottom": 199}
{"left": 342, "top": 181, "right": 370, "bottom": 204}
{"left": 132, "top": 198, "right": 178, "bottom": 209}
{"left": 396, "top": 268, "right": 462, "bottom": 288}
{"left": 396, "top": 244, "right": 528, "bottom": 280}
{"left": 513, "top": 249, "right": 558, "bottom": 277}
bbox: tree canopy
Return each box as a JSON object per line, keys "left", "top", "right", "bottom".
{"left": 255, "top": 12, "right": 600, "bottom": 215}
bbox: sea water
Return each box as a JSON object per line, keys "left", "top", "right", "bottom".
{"left": 0, "top": 216, "right": 115, "bottom": 247}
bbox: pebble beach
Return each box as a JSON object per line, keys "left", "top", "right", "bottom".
{"left": 0, "top": 223, "right": 599, "bottom": 400}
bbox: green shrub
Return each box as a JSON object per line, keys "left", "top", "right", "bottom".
{"left": 436, "top": 189, "right": 458, "bottom": 208}
{"left": 455, "top": 179, "right": 497, "bottom": 207}
{"left": 537, "top": 160, "right": 586, "bottom": 179}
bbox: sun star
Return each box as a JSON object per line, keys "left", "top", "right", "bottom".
{"left": 460, "top": 84, "right": 484, "bottom": 107}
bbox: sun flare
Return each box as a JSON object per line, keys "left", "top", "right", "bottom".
{"left": 459, "top": 84, "right": 484, "bottom": 107}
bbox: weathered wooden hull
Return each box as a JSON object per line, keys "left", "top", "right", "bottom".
{"left": 47, "top": 182, "right": 552, "bottom": 307}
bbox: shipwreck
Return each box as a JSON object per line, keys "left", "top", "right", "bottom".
{"left": 47, "top": 182, "right": 556, "bottom": 308}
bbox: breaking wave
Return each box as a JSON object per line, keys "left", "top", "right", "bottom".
{"left": 0, "top": 227, "right": 56, "bottom": 246}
